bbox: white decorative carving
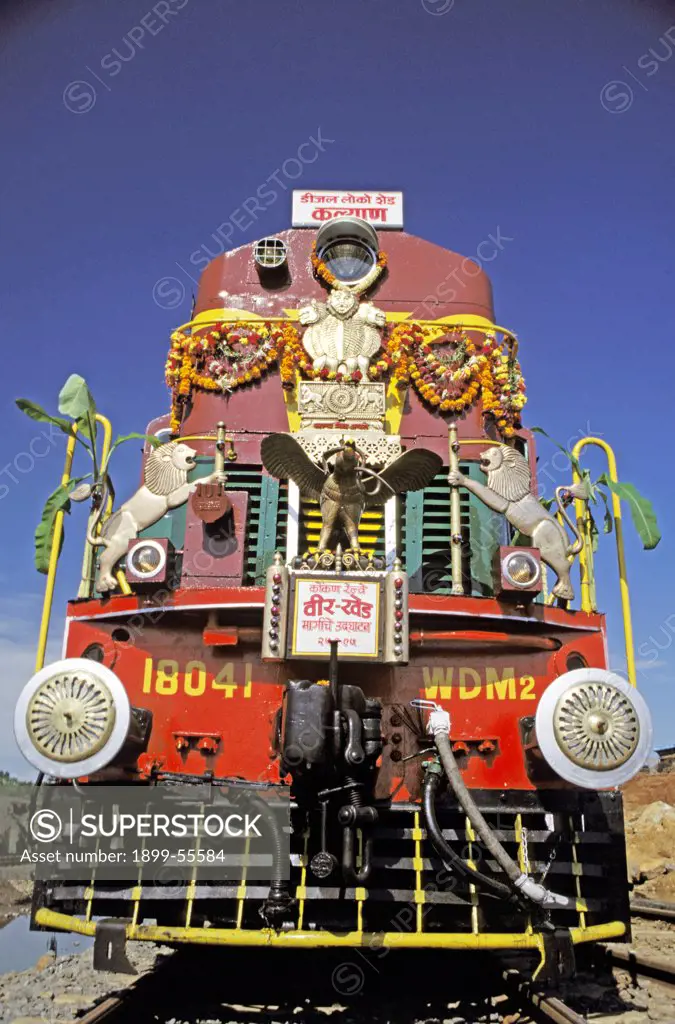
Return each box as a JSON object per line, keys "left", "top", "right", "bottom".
{"left": 298, "top": 289, "right": 385, "bottom": 376}
{"left": 295, "top": 429, "right": 401, "bottom": 469}
{"left": 298, "top": 381, "right": 386, "bottom": 426}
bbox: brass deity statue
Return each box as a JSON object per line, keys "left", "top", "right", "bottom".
{"left": 261, "top": 435, "right": 441, "bottom": 552}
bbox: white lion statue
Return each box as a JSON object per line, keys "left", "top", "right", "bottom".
{"left": 449, "top": 444, "right": 582, "bottom": 600}
{"left": 88, "top": 441, "right": 224, "bottom": 592}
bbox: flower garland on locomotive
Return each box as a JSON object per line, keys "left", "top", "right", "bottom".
{"left": 166, "top": 315, "right": 527, "bottom": 439}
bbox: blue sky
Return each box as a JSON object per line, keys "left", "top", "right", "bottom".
{"left": 1, "top": 0, "right": 674, "bottom": 776}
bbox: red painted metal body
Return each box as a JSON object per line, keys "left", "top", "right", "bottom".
{"left": 64, "top": 589, "right": 607, "bottom": 797}
{"left": 62, "top": 226, "right": 609, "bottom": 798}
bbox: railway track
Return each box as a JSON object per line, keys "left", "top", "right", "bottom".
{"left": 598, "top": 943, "right": 675, "bottom": 993}
{"left": 630, "top": 895, "right": 675, "bottom": 921}
{"left": 67, "top": 952, "right": 179, "bottom": 1024}
{"left": 502, "top": 968, "right": 587, "bottom": 1023}
{"left": 62, "top": 952, "right": 597, "bottom": 1024}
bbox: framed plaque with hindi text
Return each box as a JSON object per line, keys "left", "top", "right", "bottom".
{"left": 288, "top": 574, "right": 383, "bottom": 660}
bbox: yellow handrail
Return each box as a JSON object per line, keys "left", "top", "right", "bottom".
{"left": 34, "top": 906, "right": 625, "bottom": 952}
{"left": 571, "top": 437, "right": 636, "bottom": 686}
{"left": 35, "top": 414, "right": 113, "bottom": 671}
{"left": 173, "top": 309, "right": 519, "bottom": 344}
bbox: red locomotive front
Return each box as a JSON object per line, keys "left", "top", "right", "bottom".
{"left": 14, "top": 195, "right": 654, "bottom": 979}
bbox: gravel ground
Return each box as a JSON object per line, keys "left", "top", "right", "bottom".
{"left": 0, "top": 940, "right": 171, "bottom": 1022}
{"left": 0, "top": 920, "right": 673, "bottom": 1024}
{"left": 0, "top": 881, "right": 31, "bottom": 925}
{"left": 543, "top": 918, "right": 675, "bottom": 1024}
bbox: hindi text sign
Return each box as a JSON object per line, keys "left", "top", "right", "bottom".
{"left": 290, "top": 576, "right": 382, "bottom": 658}
{"left": 292, "top": 191, "right": 403, "bottom": 230}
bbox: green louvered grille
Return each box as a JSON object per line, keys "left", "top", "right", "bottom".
{"left": 144, "top": 458, "right": 502, "bottom": 594}
{"left": 298, "top": 500, "right": 387, "bottom": 560}
{"left": 403, "top": 463, "right": 502, "bottom": 596}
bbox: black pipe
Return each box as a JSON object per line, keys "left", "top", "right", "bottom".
{"left": 342, "top": 825, "right": 373, "bottom": 884}
{"left": 254, "top": 794, "right": 295, "bottom": 927}
{"left": 329, "top": 639, "right": 339, "bottom": 706}
{"left": 422, "top": 771, "right": 513, "bottom": 900}
{"left": 340, "top": 776, "right": 376, "bottom": 884}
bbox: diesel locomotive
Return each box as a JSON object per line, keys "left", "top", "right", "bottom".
{"left": 14, "top": 194, "right": 654, "bottom": 980}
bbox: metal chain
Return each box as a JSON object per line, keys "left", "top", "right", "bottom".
{"left": 520, "top": 826, "right": 531, "bottom": 874}
{"left": 538, "top": 826, "right": 563, "bottom": 885}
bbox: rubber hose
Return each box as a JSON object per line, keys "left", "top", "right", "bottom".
{"left": 251, "top": 794, "right": 290, "bottom": 907}
{"left": 434, "top": 731, "right": 575, "bottom": 909}
{"left": 435, "top": 733, "right": 521, "bottom": 882}
{"left": 423, "top": 772, "right": 512, "bottom": 899}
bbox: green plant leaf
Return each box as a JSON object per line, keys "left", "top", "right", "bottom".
{"left": 588, "top": 507, "right": 599, "bottom": 553}
{"left": 58, "top": 374, "right": 96, "bottom": 422}
{"left": 596, "top": 475, "right": 661, "bottom": 550}
{"left": 15, "top": 399, "right": 74, "bottom": 435}
{"left": 15, "top": 398, "right": 93, "bottom": 458}
{"left": 109, "top": 432, "right": 162, "bottom": 455}
{"left": 34, "top": 476, "right": 90, "bottom": 574}
{"left": 580, "top": 468, "right": 598, "bottom": 504}
{"left": 597, "top": 488, "right": 613, "bottom": 535}
{"left": 100, "top": 433, "right": 162, "bottom": 478}
{"left": 58, "top": 374, "right": 97, "bottom": 446}
{"left": 531, "top": 426, "right": 583, "bottom": 478}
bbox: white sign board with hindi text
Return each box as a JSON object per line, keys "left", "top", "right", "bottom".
{"left": 290, "top": 576, "right": 382, "bottom": 658}
{"left": 292, "top": 190, "right": 403, "bottom": 229}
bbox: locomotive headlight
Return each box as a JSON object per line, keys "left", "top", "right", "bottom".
{"left": 534, "top": 668, "right": 653, "bottom": 789}
{"left": 502, "top": 551, "right": 541, "bottom": 589}
{"left": 494, "top": 545, "right": 542, "bottom": 599}
{"left": 316, "top": 218, "right": 379, "bottom": 284}
{"left": 126, "top": 539, "right": 167, "bottom": 580}
{"left": 14, "top": 658, "right": 133, "bottom": 778}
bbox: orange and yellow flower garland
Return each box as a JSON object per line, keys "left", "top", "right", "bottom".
{"left": 166, "top": 321, "right": 291, "bottom": 432}
{"left": 386, "top": 324, "right": 526, "bottom": 437}
{"left": 166, "top": 319, "right": 526, "bottom": 437}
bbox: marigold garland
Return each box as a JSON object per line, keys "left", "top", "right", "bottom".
{"left": 310, "top": 242, "right": 388, "bottom": 295}
{"left": 386, "top": 324, "right": 526, "bottom": 437}
{"left": 166, "top": 321, "right": 290, "bottom": 432}
{"left": 166, "top": 318, "right": 526, "bottom": 438}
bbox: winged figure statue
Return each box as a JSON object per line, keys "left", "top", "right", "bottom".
{"left": 261, "top": 435, "right": 442, "bottom": 551}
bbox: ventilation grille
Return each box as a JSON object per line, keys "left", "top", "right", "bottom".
{"left": 221, "top": 467, "right": 265, "bottom": 586}
{"left": 165, "top": 459, "right": 501, "bottom": 591}
{"left": 404, "top": 468, "right": 471, "bottom": 595}
{"left": 298, "top": 500, "right": 385, "bottom": 559}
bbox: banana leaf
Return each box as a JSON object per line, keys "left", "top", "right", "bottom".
{"left": 531, "top": 426, "right": 583, "bottom": 478}
{"left": 109, "top": 432, "right": 162, "bottom": 455}
{"left": 597, "top": 488, "right": 613, "bottom": 536}
{"left": 597, "top": 474, "right": 661, "bottom": 550}
{"left": 35, "top": 476, "right": 90, "bottom": 574}
{"left": 15, "top": 398, "right": 73, "bottom": 435}
{"left": 58, "top": 374, "right": 97, "bottom": 448}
